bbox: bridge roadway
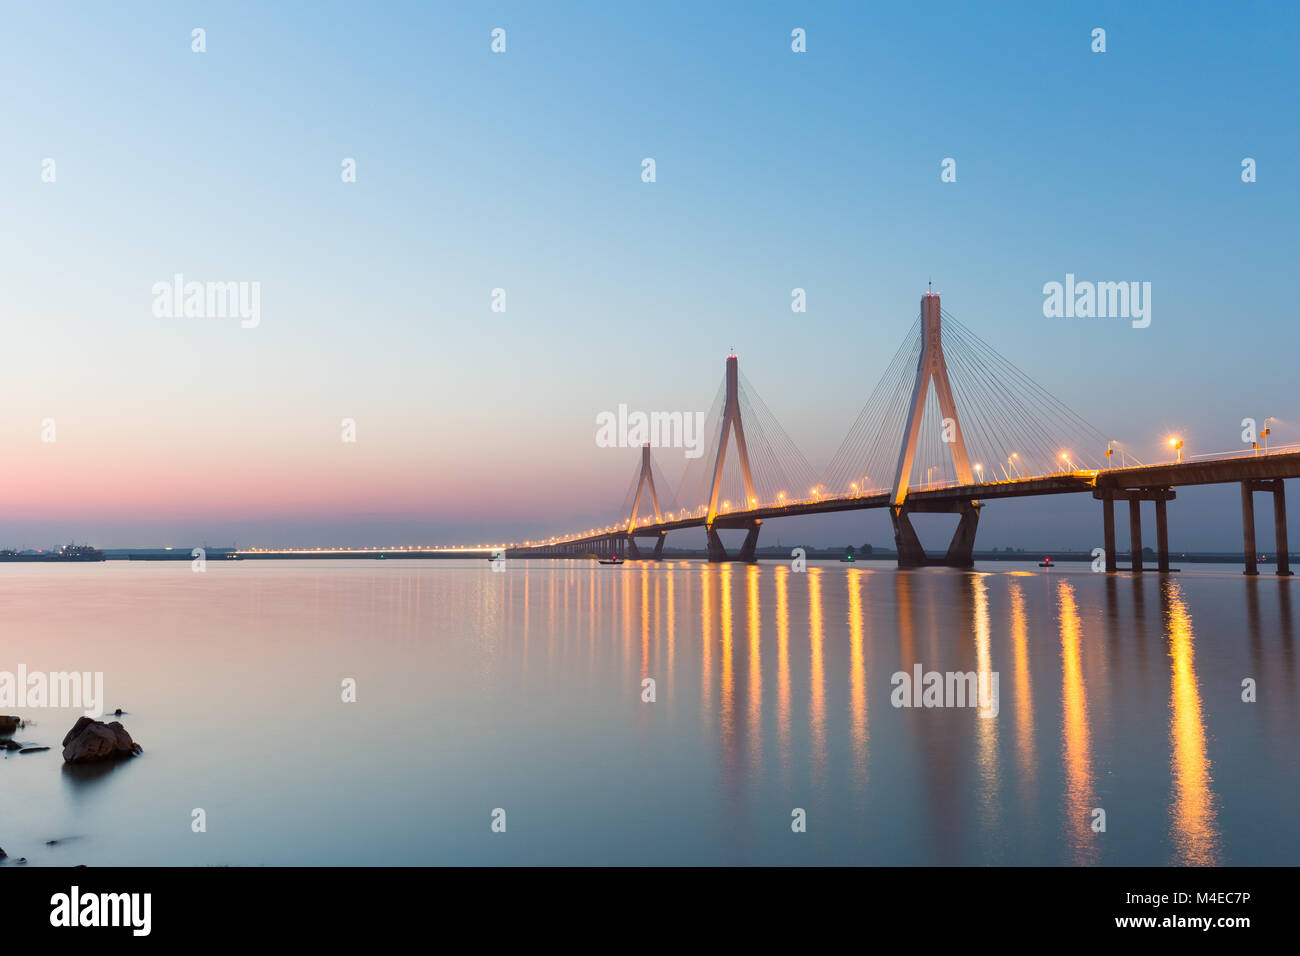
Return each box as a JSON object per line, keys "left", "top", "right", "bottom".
{"left": 508, "top": 450, "right": 1300, "bottom": 574}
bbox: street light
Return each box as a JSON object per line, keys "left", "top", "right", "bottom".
{"left": 1007, "top": 452, "right": 1019, "bottom": 478}
{"left": 1170, "top": 437, "right": 1184, "bottom": 462}
{"left": 974, "top": 463, "right": 983, "bottom": 484}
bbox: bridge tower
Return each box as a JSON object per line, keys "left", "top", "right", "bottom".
{"left": 626, "top": 443, "right": 667, "bottom": 560}
{"left": 705, "top": 354, "right": 761, "bottom": 562}
{"left": 890, "top": 291, "right": 981, "bottom": 567}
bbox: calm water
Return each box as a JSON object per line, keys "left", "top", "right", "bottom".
{"left": 1, "top": 559, "right": 1296, "bottom": 866}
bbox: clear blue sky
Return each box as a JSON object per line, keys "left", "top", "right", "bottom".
{"left": 0, "top": 1, "right": 1296, "bottom": 549}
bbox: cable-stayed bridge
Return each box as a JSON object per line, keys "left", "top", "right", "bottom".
{"left": 510, "top": 291, "right": 1300, "bottom": 575}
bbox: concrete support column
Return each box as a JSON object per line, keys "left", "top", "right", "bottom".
{"left": 1102, "top": 494, "right": 1117, "bottom": 573}
{"left": 943, "top": 501, "right": 981, "bottom": 568}
{"left": 890, "top": 507, "right": 927, "bottom": 568}
{"left": 706, "top": 525, "right": 727, "bottom": 563}
{"left": 1242, "top": 481, "right": 1258, "bottom": 576}
{"left": 1273, "top": 480, "right": 1293, "bottom": 576}
{"left": 1129, "top": 498, "right": 1143, "bottom": 572}
{"left": 1155, "top": 497, "right": 1170, "bottom": 573}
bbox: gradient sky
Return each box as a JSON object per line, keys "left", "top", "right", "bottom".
{"left": 1, "top": 1, "right": 1296, "bottom": 549}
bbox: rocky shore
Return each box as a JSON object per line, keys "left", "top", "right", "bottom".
{"left": 1, "top": 714, "right": 143, "bottom": 866}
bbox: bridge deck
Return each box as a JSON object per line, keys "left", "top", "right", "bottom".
{"left": 513, "top": 450, "right": 1300, "bottom": 554}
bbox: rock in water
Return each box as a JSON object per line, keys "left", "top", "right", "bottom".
{"left": 0, "top": 716, "right": 20, "bottom": 734}
{"left": 60, "top": 717, "right": 142, "bottom": 764}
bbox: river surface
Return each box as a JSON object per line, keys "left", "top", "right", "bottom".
{"left": 0, "top": 559, "right": 1295, "bottom": 866}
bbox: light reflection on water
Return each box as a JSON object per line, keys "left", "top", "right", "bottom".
{"left": 1164, "top": 580, "right": 1220, "bottom": 866}
{"left": 1057, "top": 579, "right": 1098, "bottom": 865}
{"left": 0, "top": 559, "right": 1294, "bottom": 866}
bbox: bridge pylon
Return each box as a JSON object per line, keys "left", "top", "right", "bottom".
{"left": 890, "top": 290, "right": 981, "bottom": 567}
{"left": 626, "top": 443, "right": 668, "bottom": 560}
{"left": 705, "top": 353, "right": 760, "bottom": 562}
{"left": 627, "top": 443, "right": 663, "bottom": 533}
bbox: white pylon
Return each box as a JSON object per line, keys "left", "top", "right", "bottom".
{"left": 626, "top": 443, "right": 663, "bottom": 534}
{"left": 706, "top": 354, "right": 757, "bottom": 526}
{"left": 892, "top": 291, "right": 974, "bottom": 506}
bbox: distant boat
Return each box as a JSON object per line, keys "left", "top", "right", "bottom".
{"left": 839, "top": 552, "right": 856, "bottom": 563}
{"left": 1038, "top": 557, "right": 1055, "bottom": 567}
{"left": 598, "top": 556, "right": 624, "bottom": 565}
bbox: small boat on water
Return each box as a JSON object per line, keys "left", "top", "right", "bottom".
{"left": 1038, "top": 557, "right": 1054, "bottom": 567}
{"left": 598, "top": 556, "right": 625, "bottom": 565}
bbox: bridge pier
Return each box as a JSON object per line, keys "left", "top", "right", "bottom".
{"left": 1129, "top": 499, "right": 1143, "bottom": 573}
{"left": 706, "top": 519, "right": 761, "bottom": 563}
{"left": 1274, "top": 481, "right": 1292, "bottom": 576}
{"left": 1242, "top": 481, "right": 1258, "bottom": 575}
{"left": 1156, "top": 497, "right": 1170, "bottom": 573}
{"left": 890, "top": 499, "right": 981, "bottom": 569}
{"left": 1102, "top": 494, "right": 1118, "bottom": 572}
{"left": 1095, "top": 486, "right": 1175, "bottom": 572}
{"left": 627, "top": 531, "right": 666, "bottom": 561}
{"left": 1241, "top": 479, "right": 1293, "bottom": 576}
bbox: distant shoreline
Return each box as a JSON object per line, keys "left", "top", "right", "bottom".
{"left": 0, "top": 548, "right": 1288, "bottom": 567}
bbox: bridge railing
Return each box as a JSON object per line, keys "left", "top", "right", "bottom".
{"left": 1106, "top": 440, "right": 1300, "bottom": 472}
